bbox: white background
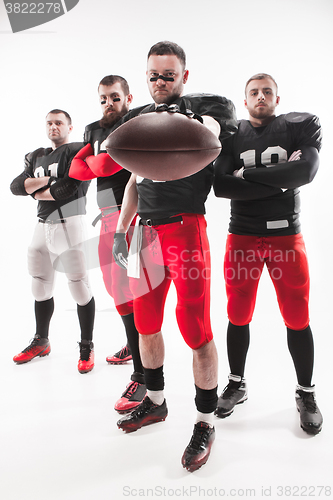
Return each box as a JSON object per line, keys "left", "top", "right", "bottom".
{"left": 0, "top": 1, "right": 332, "bottom": 499}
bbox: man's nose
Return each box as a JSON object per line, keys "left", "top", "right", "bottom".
{"left": 258, "top": 91, "right": 265, "bottom": 100}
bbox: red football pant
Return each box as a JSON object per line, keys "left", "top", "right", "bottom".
{"left": 98, "top": 210, "right": 134, "bottom": 316}
{"left": 130, "top": 214, "right": 213, "bottom": 350}
{"left": 224, "top": 233, "right": 310, "bottom": 331}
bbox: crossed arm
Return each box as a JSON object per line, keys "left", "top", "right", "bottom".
{"left": 214, "top": 146, "right": 319, "bottom": 200}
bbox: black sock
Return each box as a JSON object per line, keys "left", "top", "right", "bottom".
{"left": 121, "top": 313, "right": 144, "bottom": 376}
{"left": 77, "top": 297, "right": 95, "bottom": 342}
{"left": 35, "top": 298, "right": 54, "bottom": 339}
{"left": 227, "top": 322, "right": 250, "bottom": 378}
{"left": 143, "top": 366, "right": 164, "bottom": 391}
{"left": 195, "top": 385, "right": 218, "bottom": 414}
{"left": 287, "top": 326, "right": 314, "bottom": 387}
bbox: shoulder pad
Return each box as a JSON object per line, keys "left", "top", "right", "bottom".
{"left": 67, "top": 142, "right": 84, "bottom": 152}
{"left": 284, "top": 112, "right": 316, "bottom": 123}
{"left": 284, "top": 112, "right": 322, "bottom": 151}
{"left": 85, "top": 121, "right": 101, "bottom": 132}
{"left": 27, "top": 147, "right": 49, "bottom": 161}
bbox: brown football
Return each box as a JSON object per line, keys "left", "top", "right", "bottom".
{"left": 105, "top": 111, "right": 221, "bottom": 181}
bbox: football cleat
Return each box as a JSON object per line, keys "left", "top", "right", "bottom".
{"left": 215, "top": 375, "right": 247, "bottom": 418}
{"left": 13, "top": 334, "right": 51, "bottom": 364}
{"left": 78, "top": 341, "right": 94, "bottom": 374}
{"left": 114, "top": 380, "right": 147, "bottom": 414}
{"left": 106, "top": 345, "right": 132, "bottom": 364}
{"left": 181, "top": 422, "right": 215, "bottom": 472}
{"left": 295, "top": 385, "right": 323, "bottom": 435}
{"left": 117, "top": 396, "right": 168, "bottom": 433}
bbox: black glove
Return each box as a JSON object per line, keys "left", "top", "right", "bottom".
{"left": 155, "top": 103, "right": 203, "bottom": 123}
{"left": 113, "top": 233, "right": 128, "bottom": 270}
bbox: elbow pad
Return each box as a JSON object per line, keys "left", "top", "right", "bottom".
{"left": 10, "top": 173, "right": 30, "bottom": 196}
{"left": 49, "top": 177, "right": 80, "bottom": 200}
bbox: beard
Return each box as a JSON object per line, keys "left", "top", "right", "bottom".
{"left": 249, "top": 104, "right": 276, "bottom": 121}
{"left": 99, "top": 104, "right": 128, "bottom": 129}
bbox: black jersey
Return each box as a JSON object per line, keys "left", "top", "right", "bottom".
{"left": 111, "top": 94, "right": 237, "bottom": 219}
{"left": 11, "top": 142, "right": 89, "bottom": 221}
{"left": 220, "top": 113, "right": 322, "bottom": 236}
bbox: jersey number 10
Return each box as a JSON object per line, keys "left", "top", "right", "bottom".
{"left": 240, "top": 146, "right": 287, "bottom": 167}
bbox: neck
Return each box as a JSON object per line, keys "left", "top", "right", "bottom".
{"left": 51, "top": 139, "right": 68, "bottom": 150}
{"left": 249, "top": 114, "right": 276, "bottom": 128}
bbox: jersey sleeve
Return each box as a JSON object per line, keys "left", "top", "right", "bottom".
{"left": 10, "top": 149, "right": 42, "bottom": 196}
{"left": 85, "top": 153, "right": 123, "bottom": 177}
{"left": 243, "top": 145, "right": 319, "bottom": 189}
{"left": 178, "top": 94, "right": 238, "bottom": 142}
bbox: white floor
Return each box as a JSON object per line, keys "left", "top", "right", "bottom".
{"left": 1, "top": 251, "right": 332, "bottom": 500}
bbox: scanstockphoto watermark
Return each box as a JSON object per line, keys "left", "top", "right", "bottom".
{"left": 122, "top": 485, "right": 257, "bottom": 497}
{"left": 3, "top": 0, "right": 80, "bottom": 33}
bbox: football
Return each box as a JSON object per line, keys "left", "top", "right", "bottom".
{"left": 105, "top": 111, "right": 221, "bottom": 181}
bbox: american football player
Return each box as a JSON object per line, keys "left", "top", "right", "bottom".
{"left": 69, "top": 76, "right": 148, "bottom": 413}
{"left": 10, "top": 110, "right": 95, "bottom": 373}
{"left": 213, "top": 73, "right": 323, "bottom": 435}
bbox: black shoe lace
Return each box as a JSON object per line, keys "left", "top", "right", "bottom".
{"left": 116, "top": 345, "right": 130, "bottom": 359}
{"left": 189, "top": 425, "right": 210, "bottom": 450}
{"left": 130, "top": 397, "right": 155, "bottom": 417}
{"left": 79, "top": 342, "right": 92, "bottom": 361}
{"left": 22, "top": 336, "right": 41, "bottom": 353}
{"left": 300, "top": 392, "right": 317, "bottom": 413}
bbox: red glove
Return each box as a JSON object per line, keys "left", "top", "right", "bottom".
{"left": 69, "top": 144, "right": 97, "bottom": 181}
{"left": 86, "top": 153, "right": 123, "bottom": 177}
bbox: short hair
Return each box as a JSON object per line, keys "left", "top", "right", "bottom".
{"left": 147, "top": 41, "right": 186, "bottom": 69}
{"left": 245, "top": 73, "right": 278, "bottom": 95}
{"left": 98, "top": 75, "right": 130, "bottom": 96}
{"left": 46, "top": 109, "right": 72, "bottom": 125}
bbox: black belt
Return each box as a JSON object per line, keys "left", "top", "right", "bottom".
{"left": 39, "top": 218, "right": 66, "bottom": 224}
{"left": 92, "top": 206, "right": 121, "bottom": 227}
{"left": 139, "top": 215, "right": 183, "bottom": 227}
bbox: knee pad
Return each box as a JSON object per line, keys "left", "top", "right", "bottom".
{"left": 31, "top": 278, "right": 54, "bottom": 302}
{"left": 57, "top": 249, "right": 92, "bottom": 306}
{"left": 28, "top": 246, "right": 54, "bottom": 301}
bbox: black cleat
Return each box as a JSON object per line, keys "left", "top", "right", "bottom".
{"left": 182, "top": 422, "right": 215, "bottom": 472}
{"left": 295, "top": 386, "right": 323, "bottom": 435}
{"left": 117, "top": 396, "right": 168, "bottom": 433}
{"left": 215, "top": 375, "right": 247, "bottom": 418}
